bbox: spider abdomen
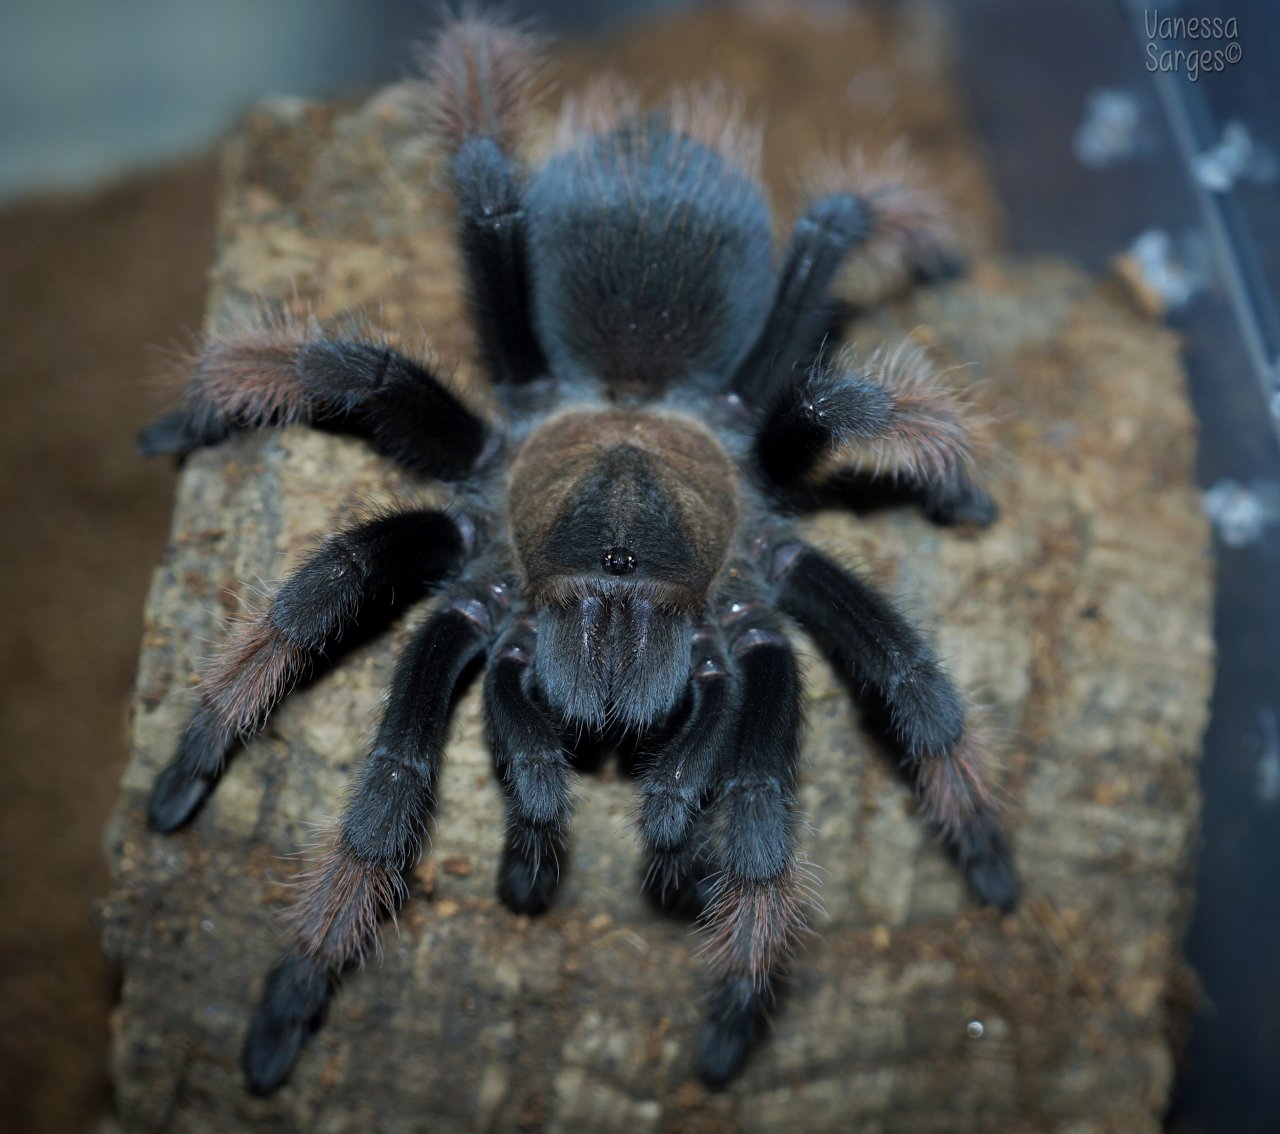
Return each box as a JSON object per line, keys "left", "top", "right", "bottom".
{"left": 525, "top": 121, "right": 774, "bottom": 397}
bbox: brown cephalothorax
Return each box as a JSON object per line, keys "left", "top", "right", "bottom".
{"left": 509, "top": 408, "right": 740, "bottom": 606}
{"left": 141, "top": 10, "right": 1016, "bottom": 1097}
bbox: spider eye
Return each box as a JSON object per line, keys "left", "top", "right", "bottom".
{"left": 601, "top": 547, "right": 638, "bottom": 575}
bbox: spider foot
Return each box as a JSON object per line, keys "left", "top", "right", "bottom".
{"left": 147, "top": 762, "right": 217, "bottom": 833}
{"left": 648, "top": 870, "right": 717, "bottom": 920}
{"left": 147, "top": 711, "right": 231, "bottom": 832}
{"left": 924, "top": 477, "right": 998, "bottom": 528}
{"left": 137, "top": 405, "right": 229, "bottom": 457}
{"left": 642, "top": 845, "right": 719, "bottom": 920}
{"left": 913, "top": 248, "right": 968, "bottom": 286}
{"left": 697, "top": 977, "right": 766, "bottom": 1088}
{"left": 958, "top": 815, "right": 1019, "bottom": 913}
{"left": 242, "top": 952, "right": 334, "bottom": 1096}
{"left": 497, "top": 840, "right": 560, "bottom": 915}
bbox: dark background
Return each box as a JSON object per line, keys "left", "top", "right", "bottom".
{"left": 1, "top": 1, "right": 1275, "bottom": 1130}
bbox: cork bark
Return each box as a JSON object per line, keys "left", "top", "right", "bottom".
{"left": 102, "top": 5, "right": 1213, "bottom": 1132}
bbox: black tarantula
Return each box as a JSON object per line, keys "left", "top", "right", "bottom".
{"left": 142, "top": 11, "right": 1017, "bottom": 1095}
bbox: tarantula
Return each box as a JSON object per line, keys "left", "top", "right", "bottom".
{"left": 142, "top": 12, "right": 1017, "bottom": 1095}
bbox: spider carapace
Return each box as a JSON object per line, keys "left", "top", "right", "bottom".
{"left": 142, "top": 11, "right": 1018, "bottom": 1094}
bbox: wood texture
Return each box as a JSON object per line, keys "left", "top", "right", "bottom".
{"left": 103, "top": 5, "right": 1212, "bottom": 1132}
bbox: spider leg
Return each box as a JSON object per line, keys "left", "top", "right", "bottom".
{"left": 242, "top": 589, "right": 495, "bottom": 1095}
{"left": 637, "top": 624, "right": 733, "bottom": 918}
{"left": 449, "top": 138, "right": 548, "bottom": 386}
{"left": 483, "top": 616, "right": 575, "bottom": 915}
{"left": 772, "top": 542, "right": 1017, "bottom": 911}
{"left": 807, "top": 146, "right": 964, "bottom": 304}
{"left": 916, "top": 472, "right": 999, "bottom": 528}
{"left": 754, "top": 344, "right": 996, "bottom": 526}
{"left": 730, "top": 153, "right": 959, "bottom": 406}
{"left": 697, "top": 611, "right": 807, "bottom": 1087}
{"left": 139, "top": 322, "right": 492, "bottom": 476}
{"left": 730, "top": 194, "right": 871, "bottom": 405}
{"left": 140, "top": 404, "right": 233, "bottom": 453}
{"left": 148, "top": 509, "right": 471, "bottom": 833}
{"left": 419, "top": 12, "right": 548, "bottom": 385}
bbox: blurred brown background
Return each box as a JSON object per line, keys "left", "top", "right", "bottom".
{"left": 0, "top": 161, "right": 212, "bottom": 1131}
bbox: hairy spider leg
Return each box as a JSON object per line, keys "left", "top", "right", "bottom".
{"left": 753, "top": 346, "right": 997, "bottom": 526}
{"left": 730, "top": 164, "right": 962, "bottom": 407}
{"left": 243, "top": 588, "right": 497, "bottom": 1095}
{"left": 774, "top": 544, "right": 1017, "bottom": 911}
{"left": 421, "top": 12, "right": 548, "bottom": 385}
{"left": 637, "top": 623, "right": 734, "bottom": 918}
{"left": 449, "top": 138, "right": 548, "bottom": 386}
{"left": 755, "top": 360, "right": 901, "bottom": 486}
{"left": 139, "top": 327, "right": 491, "bottom": 477}
{"left": 696, "top": 608, "right": 807, "bottom": 1087}
{"left": 730, "top": 194, "right": 874, "bottom": 405}
{"left": 148, "top": 509, "right": 471, "bottom": 832}
{"left": 484, "top": 616, "right": 575, "bottom": 915}
{"left": 808, "top": 148, "right": 965, "bottom": 300}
